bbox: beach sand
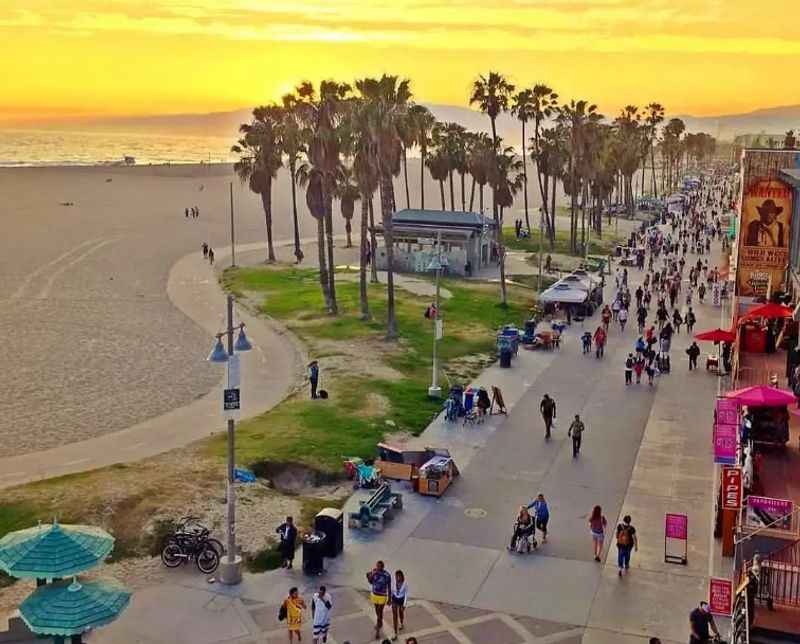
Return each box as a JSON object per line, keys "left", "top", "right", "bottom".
{"left": 0, "top": 160, "right": 557, "bottom": 455}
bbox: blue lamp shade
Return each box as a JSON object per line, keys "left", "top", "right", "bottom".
{"left": 234, "top": 328, "right": 252, "bottom": 352}
{"left": 426, "top": 258, "right": 442, "bottom": 271}
{"left": 207, "top": 338, "right": 229, "bottom": 363}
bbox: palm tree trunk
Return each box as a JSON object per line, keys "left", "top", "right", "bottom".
{"left": 402, "top": 145, "right": 410, "bottom": 209}
{"left": 448, "top": 170, "right": 455, "bottom": 211}
{"left": 650, "top": 144, "right": 658, "bottom": 198}
{"left": 469, "top": 176, "right": 476, "bottom": 211}
{"left": 316, "top": 217, "right": 331, "bottom": 309}
{"left": 439, "top": 180, "right": 446, "bottom": 210}
{"left": 550, "top": 179, "right": 557, "bottom": 247}
{"left": 522, "top": 120, "right": 530, "bottom": 231}
{"left": 345, "top": 218, "right": 352, "bottom": 248}
{"left": 489, "top": 116, "right": 506, "bottom": 306}
{"left": 460, "top": 172, "right": 466, "bottom": 211}
{"left": 368, "top": 196, "right": 378, "bottom": 283}
{"left": 420, "top": 145, "right": 426, "bottom": 209}
{"left": 324, "top": 195, "right": 338, "bottom": 315}
{"left": 380, "top": 171, "right": 399, "bottom": 339}
{"left": 359, "top": 195, "right": 370, "bottom": 319}
{"left": 479, "top": 184, "right": 484, "bottom": 214}
{"left": 260, "top": 182, "right": 277, "bottom": 263}
{"left": 289, "top": 163, "right": 302, "bottom": 262}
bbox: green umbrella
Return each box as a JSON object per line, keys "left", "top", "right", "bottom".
{"left": 19, "top": 577, "right": 131, "bottom": 641}
{"left": 0, "top": 521, "right": 114, "bottom": 579}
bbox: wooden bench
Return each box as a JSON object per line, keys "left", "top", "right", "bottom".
{"left": 348, "top": 483, "right": 403, "bottom": 531}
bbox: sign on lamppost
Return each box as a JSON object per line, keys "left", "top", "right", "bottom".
{"left": 223, "top": 388, "right": 241, "bottom": 419}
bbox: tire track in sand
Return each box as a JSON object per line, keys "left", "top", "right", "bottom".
{"left": 8, "top": 238, "right": 102, "bottom": 299}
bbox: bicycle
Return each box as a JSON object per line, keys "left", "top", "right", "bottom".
{"left": 161, "top": 516, "right": 222, "bottom": 574}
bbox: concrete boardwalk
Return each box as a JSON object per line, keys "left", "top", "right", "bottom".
{"left": 90, "top": 234, "right": 734, "bottom": 644}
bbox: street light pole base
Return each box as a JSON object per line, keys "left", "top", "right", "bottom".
{"left": 428, "top": 385, "right": 442, "bottom": 398}
{"left": 217, "top": 554, "right": 243, "bottom": 585}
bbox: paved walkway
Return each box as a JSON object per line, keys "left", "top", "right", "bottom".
{"left": 86, "top": 230, "right": 734, "bottom": 644}
{"left": 0, "top": 241, "right": 305, "bottom": 489}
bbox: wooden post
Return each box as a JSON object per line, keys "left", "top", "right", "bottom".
{"left": 722, "top": 508, "right": 736, "bottom": 557}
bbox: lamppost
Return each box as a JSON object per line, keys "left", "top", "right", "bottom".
{"left": 207, "top": 294, "right": 252, "bottom": 585}
{"left": 538, "top": 208, "right": 544, "bottom": 293}
{"left": 427, "top": 231, "right": 444, "bottom": 398}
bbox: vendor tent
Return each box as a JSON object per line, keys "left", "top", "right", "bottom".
{"left": 742, "top": 303, "right": 793, "bottom": 320}
{"left": 694, "top": 328, "right": 736, "bottom": 343}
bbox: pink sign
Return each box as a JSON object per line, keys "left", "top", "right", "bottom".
{"left": 709, "top": 577, "right": 733, "bottom": 616}
{"left": 713, "top": 423, "right": 738, "bottom": 465}
{"left": 716, "top": 399, "right": 739, "bottom": 425}
{"left": 665, "top": 513, "right": 688, "bottom": 540}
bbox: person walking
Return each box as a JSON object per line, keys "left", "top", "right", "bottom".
{"left": 391, "top": 570, "right": 408, "bottom": 640}
{"left": 202, "top": 242, "right": 209, "bottom": 259}
{"left": 625, "top": 353, "right": 634, "bottom": 385}
{"left": 208, "top": 247, "right": 215, "bottom": 265}
{"left": 540, "top": 394, "right": 556, "bottom": 439}
{"left": 367, "top": 561, "right": 392, "bottom": 640}
{"left": 689, "top": 601, "right": 720, "bottom": 644}
{"left": 311, "top": 586, "right": 333, "bottom": 644}
{"left": 672, "top": 309, "right": 683, "bottom": 334}
{"left": 185, "top": 207, "right": 190, "bottom": 218}
{"left": 308, "top": 360, "right": 320, "bottom": 399}
{"left": 282, "top": 587, "right": 306, "bottom": 642}
{"left": 686, "top": 342, "right": 701, "bottom": 371}
{"left": 568, "top": 414, "right": 585, "bottom": 458}
{"left": 685, "top": 307, "right": 696, "bottom": 334}
{"left": 276, "top": 516, "right": 298, "bottom": 569}
{"left": 618, "top": 306, "right": 628, "bottom": 332}
{"left": 593, "top": 326, "right": 606, "bottom": 358}
{"left": 615, "top": 515, "right": 638, "bottom": 576}
{"left": 528, "top": 493, "right": 550, "bottom": 543}
{"left": 588, "top": 505, "right": 607, "bottom": 562}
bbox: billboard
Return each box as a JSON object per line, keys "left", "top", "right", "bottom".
{"left": 735, "top": 150, "right": 800, "bottom": 297}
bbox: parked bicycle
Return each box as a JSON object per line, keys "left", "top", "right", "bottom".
{"left": 161, "top": 516, "right": 222, "bottom": 574}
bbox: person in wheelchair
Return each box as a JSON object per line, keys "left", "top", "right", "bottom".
{"left": 509, "top": 506, "right": 536, "bottom": 551}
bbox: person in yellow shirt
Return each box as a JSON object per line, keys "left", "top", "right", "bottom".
{"left": 283, "top": 587, "right": 306, "bottom": 642}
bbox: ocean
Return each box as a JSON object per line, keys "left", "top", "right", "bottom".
{"left": 0, "top": 128, "right": 236, "bottom": 166}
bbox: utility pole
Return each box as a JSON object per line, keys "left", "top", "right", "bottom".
{"left": 428, "top": 230, "right": 443, "bottom": 398}
{"left": 230, "top": 182, "right": 236, "bottom": 268}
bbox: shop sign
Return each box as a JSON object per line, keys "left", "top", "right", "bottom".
{"left": 713, "top": 424, "right": 738, "bottom": 465}
{"left": 709, "top": 577, "right": 733, "bottom": 615}
{"left": 721, "top": 467, "right": 742, "bottom": 510}
{"left": 744, "top": 496, "right": 794, "bottom": 532}
{"left": 712, "top": 282, "right": 721, "bottom": 307}
{"left": 665, "top": 513, "right": 688, "bottom": 540}
{"left": 716, "top": 398, "right": 739, "bottom": 425}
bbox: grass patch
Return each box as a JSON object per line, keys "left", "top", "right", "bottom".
{"left": 215, "top": 267, "right": 529, "bottom": 472}
{"left": 503, "top": 225, "right": 622, "bottom": 256}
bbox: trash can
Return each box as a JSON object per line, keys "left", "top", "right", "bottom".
{"left": 499, "top": 348, "right": 512, "bottom": 368}
{"left": 302, "top": 531, "right": 327, "bottom": 575}
{"left": 314, "top": 508, "right": 344, "bottom": 558}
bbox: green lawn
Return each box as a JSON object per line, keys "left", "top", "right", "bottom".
{"left": 503, "top": 224, "right": 622, "bottom": 256}
{"left": 213, "top": 267, "right": 529, "bottom": 473}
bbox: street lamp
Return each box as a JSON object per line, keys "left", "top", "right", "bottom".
{"left": 427, "top": 231, "right": 444, "bottom": 398}
{"left": 207, "top": 294, "right": 251, "bottom": 585}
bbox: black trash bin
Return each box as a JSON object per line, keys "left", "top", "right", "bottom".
{"left": 314, "top": 508, "right": 344, "bottom": 558}
{"left": 499, "top": 348, "right": 512, "bottom": 368}
{"left": 302, "top": 530, "right": 327, "bottom": 575}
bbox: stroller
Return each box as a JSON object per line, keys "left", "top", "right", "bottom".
{"left": 445, "top": 385, "right": 464, "bottom": 422}
{"left": 343, "top": 458, "right": 383, "bottom": 489}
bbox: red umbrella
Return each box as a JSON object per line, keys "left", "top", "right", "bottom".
{"left": 743, "top": 303, "right": 793, "bottom": 319}
{"left": 694, "top": 328, "right": 736, "bottom": 343}
{"left": 726, "top": 385, "right": 796, "bottom": 407}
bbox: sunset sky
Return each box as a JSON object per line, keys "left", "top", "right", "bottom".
{"left": 2, "top": 0, "right": 799, "bottom": 125}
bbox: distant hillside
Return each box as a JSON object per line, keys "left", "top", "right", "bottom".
{"left": 16, "top": 103, "right": 800, "bottom": 144}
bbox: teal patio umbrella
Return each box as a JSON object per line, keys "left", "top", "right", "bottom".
{"left": 0, "top": 521, "right": 114, "bottom": 580}
{"left": 19, "top": 577, "right": 131, "bottom": 643}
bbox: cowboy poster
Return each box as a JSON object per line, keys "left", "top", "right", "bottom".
{"left": 736, "top": 178, "right": 793, "bottom": 297}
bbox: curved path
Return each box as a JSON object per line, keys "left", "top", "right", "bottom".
{"left": 0, "top": 241, "right": 305, "bottom": 490}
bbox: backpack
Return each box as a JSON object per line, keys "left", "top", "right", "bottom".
{"left": 278, "top": 602, "right": 287, "bottom": 622}
{"left": 617, "top": 525, "right": 632, "bottom": 547}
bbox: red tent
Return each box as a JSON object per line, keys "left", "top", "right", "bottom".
{"left": 726, "top": 385, "right": 796, "bottom": 407}
{"left": 743, "top": 303, "right": 793, "bottom": 320}
{"left": 694, "top": 328, "right": 736, "bottom": 343}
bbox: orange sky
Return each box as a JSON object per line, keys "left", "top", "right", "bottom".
{"left": 2, "top": 0, "right": 799, "bottom": 124}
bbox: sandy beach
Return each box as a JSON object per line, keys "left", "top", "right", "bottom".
{"left": 0, "top": 160, "right": 557, "bottom": 456}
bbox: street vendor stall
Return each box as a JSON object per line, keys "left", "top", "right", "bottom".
{"left": 374, "top": 445, "right": 460, "bottom": 497}
{"left": 416, "top": 454, "right": 459, "bottom": 497}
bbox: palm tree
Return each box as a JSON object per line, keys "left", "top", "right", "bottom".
{"left": 280, "top": 93, "right": 306, "bottom": 263}
{"left": 467, "top": 133, "right": 493, "bottom": 214}
{"left": 397, "top": 111, "right": 416, "bottom": 209}
{"left": 295, "top": 81, "right": 351, "bottom": 314}
{"left": 511, "top": 88, "right": 535, "bottom": 231}
{"left": 643, "top": 102, "right": 665, "bottom": 197}
{"left": 784, "top": 130, "right": 797, "bottom": 149}
{"left": 437, "top": 122, "right": 467, "bottom": 211}
{"left": 529, "top": 84, "right": 559, "bottom": 238}
{"left": 336, "top": 165, "right": 360, "bottom": 248}
{"left": 470, "top": 71, "right": 515, "bottom": 306}
{"left": 612, "top": 105, "right": 642, "bottom": 219}
{"left": 231, "top": 104, "right": 283, "bottom": 263}
{"left": 426, "top": 147, "right": 450, "bottom": 209}
{"left": 407, "top": 105, "right": 436, "bottom": 208}
{"left": 354, "top": 75, "right": 412, "bottom": 339}
{"left": 533, "top": 125, "right": 568, "bottom": 245}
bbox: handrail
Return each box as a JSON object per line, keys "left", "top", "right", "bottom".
{"left": 744, "top": 537, "right": 800, "bottom": 608}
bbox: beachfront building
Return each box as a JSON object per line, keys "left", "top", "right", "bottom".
{"left": 374, "top": 209, "right": 497, "bottom": 277}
